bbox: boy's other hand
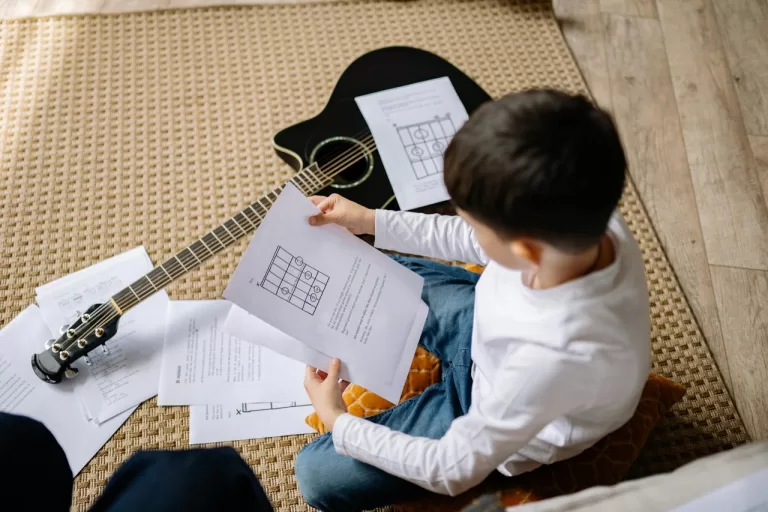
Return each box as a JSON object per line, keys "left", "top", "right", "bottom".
{"left": 304, "top": 359, "right": 349, "bottom": 431}
{"left": 308, "top": 194, "right": 375, "bottom": 235}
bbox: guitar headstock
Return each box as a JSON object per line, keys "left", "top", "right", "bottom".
{"left": 31, "top": 302, "right": 121, "bottom": 383}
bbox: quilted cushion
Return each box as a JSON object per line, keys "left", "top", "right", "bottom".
{"left": 305, "top": 346, "right": 441, "bottom": 433}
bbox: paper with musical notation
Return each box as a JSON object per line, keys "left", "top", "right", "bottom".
{"left": 157, "top": 300, "right": 307, "bottom": 405}
{"left": 0, "top": 305, "right": 133, "bottom": 474}
{"left": 355, "top": 77, "right": 469, "bottom": 211}
{"left": 35, "top": 247, "right": 169, "bottom": 424}
{"left": 189, "top": 401, "right": 313, "bottom": 444}
{"left": 223, "top": 183, "right": 428, "bottom": 403}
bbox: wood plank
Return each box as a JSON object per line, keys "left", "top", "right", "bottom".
{"left": 750, "top": 135, "right": 768, "bottom": 210}
{"left": 599, "top": 0, "right": 658, "bottom": 18}
{"left": 712, "top": 0, "right": 768, "bottom": 136}
{"left": 657, "top": 0, "right": 768, "bottom": 270}
{"left": 552, "top": 0, "right": 613, "bottom": 111}
{"left": 602, "top": 13, "right": 731, "bottom": 388}
{"left": 711, "top": 266, "right": 768, "bottom": 440}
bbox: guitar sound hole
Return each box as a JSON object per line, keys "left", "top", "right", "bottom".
{"left": 309, "top": 136, "right": 374, "bottom": 189}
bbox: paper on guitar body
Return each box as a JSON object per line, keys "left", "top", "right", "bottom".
{"left": 189, "top": 402, "right": 313, "bottom": 444}
{"left": 35, "top": 247, "right": 169, "bottom": 424}
{"left": 0, "top": 305, "right": 133, "bottom": 474}
{"left": 355, "top": 77, "right": 469, "bottom": 210}
{"left": 223, "top": 183, "right": 428, "bottom": 403}
{"left": 157, "top": 300, "right": 307, "bottom": 405}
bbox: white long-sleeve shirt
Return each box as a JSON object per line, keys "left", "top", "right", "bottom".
{"left": 331, "top": 210, "right": 651, "bottom": 496}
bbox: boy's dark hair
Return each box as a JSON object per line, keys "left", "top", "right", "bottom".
{"left": 443, "top": 89, "right": 626, "bottom": 253}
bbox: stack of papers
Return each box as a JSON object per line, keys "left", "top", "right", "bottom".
{"left": 0, "top": 179, "right": 428, "bottom": 470}
{"left": 157, "top": 300, "right": 314, "bottom": 444}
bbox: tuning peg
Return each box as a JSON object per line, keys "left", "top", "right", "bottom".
{"left": 44, "top": 338, "right": 56, "bottom": 350}
{"left": 59, "top": 324, "right": 70, "bottom": 335}
{"left": 64, "top": 367, "right": 79, "bottom": 379}
{"left": 101, "top": 345, "right": 110, "bottom": 356}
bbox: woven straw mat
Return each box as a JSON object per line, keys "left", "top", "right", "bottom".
{"left": 0, "top": 1, "right": 750, "bottom": 510}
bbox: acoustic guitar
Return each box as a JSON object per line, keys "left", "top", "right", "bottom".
{"left": 31, "top": 46, "right": 491, "bottom": 384}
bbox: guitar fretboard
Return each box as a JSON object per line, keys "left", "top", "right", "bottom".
{"left": 110, "top": 165, "right": 334, "bottom": 314}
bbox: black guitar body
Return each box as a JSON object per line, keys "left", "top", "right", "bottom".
{"left": 272, "top": 47, "right": 491, "bottom": 211}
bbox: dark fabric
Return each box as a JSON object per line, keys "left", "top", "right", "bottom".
{"left": 0, "top": 412, "right": 73, "bottom": 512}
{"left": 0, "top": 412, "right": 274, "bottom": 512}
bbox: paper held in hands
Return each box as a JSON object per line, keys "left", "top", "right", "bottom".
{"left": 223, "top": 183, "right": 428, "bottom": 403}
{"left": 354, "top": 76, "right": 469, "bottom": 211}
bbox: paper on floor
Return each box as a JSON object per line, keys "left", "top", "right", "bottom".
{"left": 35, "top": 247, "right": 169, "bottom": 423}
{"left": 355, "top": 77, "right": 469, "bottom": 211}
{"left": 0, "top": 305, "right": 133, "bottom": 474}
{"left": 223, "top": 183, "right": 428, "bottom": 403}
{"left": 158, "top": 300, "right": 308, "bottom": 405}
{"left": 189, "top": 402, "right": 313, "bottom": 444}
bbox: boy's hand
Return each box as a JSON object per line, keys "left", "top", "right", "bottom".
{"left": 304, "top": 359, "right": 349, "bottom": 431}
{"left": 308, "top": 194, "right": 375, "bottom": 235}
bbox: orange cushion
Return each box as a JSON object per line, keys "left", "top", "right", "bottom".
{"left": 305, "top": 346, "right": 441, "bottom": 433}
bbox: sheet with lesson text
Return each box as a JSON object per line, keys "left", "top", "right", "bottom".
{"left": 223, "top": 183, "right": 428, "bottom": 403}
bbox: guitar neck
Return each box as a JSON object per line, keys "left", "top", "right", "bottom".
{"left": 109, "top": 166, "right": 333, "bottom": 315}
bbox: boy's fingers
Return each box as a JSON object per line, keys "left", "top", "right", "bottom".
{"left": 309, "top": 196, "right": 326, "bottom": 206}
{"left": 304, "top": 365, "right": 321, "bottom": 384}
{"left": 339, "top": 380, "right": 350, "bottom": 392}
{"left": 309, "top": 211, "right": 341, "bottom": 227}
{"left": 326, "top": 358, "right": 342, "bottom": 382}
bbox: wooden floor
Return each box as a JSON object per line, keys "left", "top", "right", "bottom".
{"left": 553, "top": 0, "right": 768, "bottom": 441}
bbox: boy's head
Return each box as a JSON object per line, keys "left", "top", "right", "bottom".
{"left": 444, "top": 89, "right": 626, "bottom": 270}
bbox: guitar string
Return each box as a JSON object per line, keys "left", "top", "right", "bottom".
{"left": 56, "top": 135, "right": 381, "bottom": 358}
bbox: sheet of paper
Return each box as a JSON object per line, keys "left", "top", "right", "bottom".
{"left": 35, "top": 247, "right": 169, "bottom": 423}
{"left": 0, "top": 305, "right": 133, "bottom": 474}
{"left": 670, "top": 468, "right": 768, "bottom": 512}
{"left": 223, "top": 183, "right": 428, "bottom": 403}
{"left": 157, "top": 300, "right": 308, "bottom": 405}
{"left": 189, "top": 402, "right": 313, "bottom": 444}
{"left": 355, "top": 77, "right": 469, "bottom": 210}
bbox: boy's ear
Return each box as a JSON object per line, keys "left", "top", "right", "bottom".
{"left": 511, "top": 239, "right": 542, "bottom": 265}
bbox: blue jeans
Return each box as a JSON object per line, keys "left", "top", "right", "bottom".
{"left": 294, "top": 256, "right": 480, "bottom": 512}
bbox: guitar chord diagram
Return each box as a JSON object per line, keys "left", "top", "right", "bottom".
{"left": 395, "top": 114, "right": 457, "bottom": 180}
{"left": 260, "top": 246, "right": 329, "bottom": 315}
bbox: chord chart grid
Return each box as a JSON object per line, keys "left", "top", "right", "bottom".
{"left": 260, "top": 246, "right": 328, "bottom": 315}
{"left": 395, "top": 114, "right": 457, "bottom": 180}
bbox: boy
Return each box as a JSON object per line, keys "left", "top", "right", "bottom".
{"left": 296, "top": 89, "right": 651, "bottom": 512}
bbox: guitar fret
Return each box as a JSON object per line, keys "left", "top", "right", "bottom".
{"left": 187, "top": 247, "right": 202, "bottom": 265}
{"left": 174, "top": 255, "right": 188, "bottom": 272}
{"left": 209, "top": 230, "right": 226, "bottom": 248}
{"left": 305, "top": 168, "right": 324, "bottom": 191}
{"left": 144, "top": 275, "right": 158, "bottom": 291}
{"left": 247, "top": 205, "right": 263, "bottom": 222}
{"left": 220, "top": 222, "right": 238, "bottom": 240}
{"left": 231, "top": 215, "right": 252, "bottom": 233}
{"left": 293, "top": 174, "right": 309, "bottom": 195}
{"left": 197, "top": 238, "right": 214, "bottom": 255}
{"left": 159, "top": 264, "right": 173, "bottom": 281}
{"left": 128, "top": 285, "right": 141, "bottom": 301}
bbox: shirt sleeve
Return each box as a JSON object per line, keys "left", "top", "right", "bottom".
{"left": 331, "top": 344, "right": 599, "bottom": 496}
{"left": 374, "top": 210, "right": 489, "bottom": 265}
